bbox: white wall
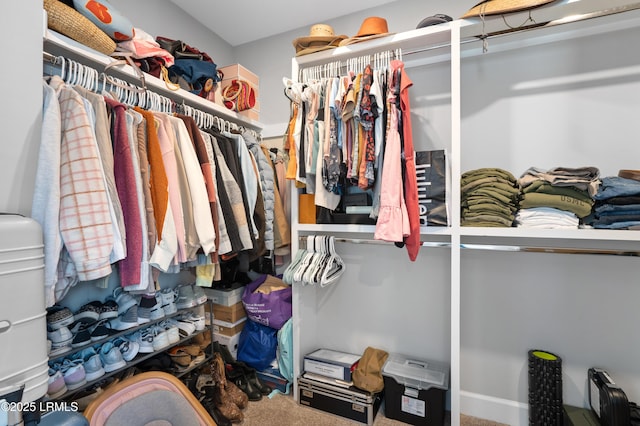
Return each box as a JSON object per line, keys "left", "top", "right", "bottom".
{"left": 1, "top": 1, "right": 44, "bottom": 215}
{"left": 108, "top": 0, "right": 236, "bottom": 70}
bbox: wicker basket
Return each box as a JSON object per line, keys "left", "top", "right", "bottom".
{"left": 43, "top": 0, "right": 116, "bottom": 55}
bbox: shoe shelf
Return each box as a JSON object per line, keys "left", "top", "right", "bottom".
{"left": 48, "top": 303, "right": 207, "bottom": 363}
{"left": 50, "top": 300, "right": 215, "bottom": 402}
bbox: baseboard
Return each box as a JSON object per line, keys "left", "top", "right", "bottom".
{"left": 460, "top": 391, "right": 528, "bottom": 425}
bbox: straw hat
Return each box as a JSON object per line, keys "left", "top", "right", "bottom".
{"left": 462, "top": 0, "right": 558, "bottom": 19}
{"left": 43, "top": 0, "right": 116, "bottom": 55}
{"left": 292, "top": 24, "right": 347, "bottom": 56}
{"left": 339, "top": 17, "right": 393, "bottom": 46}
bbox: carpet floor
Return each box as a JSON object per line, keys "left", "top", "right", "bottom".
{"left": 239, "top": 393, "right": 508, "bottom": 426}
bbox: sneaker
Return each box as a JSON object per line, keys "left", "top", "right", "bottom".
{"left": 73, "top": 347, "right": 105, "bottom": 382}
{"left": 113, "top": 337, "right": 140, "bottom": 362}
{"left": 89, "top": 319, "right": 115, "bottom": 342}
{"left": 74, "top": 301, "right": 102, "bottom": 325}
{"left": 192, "top": 285, "right": 208, "bottom": 305}
{"left": 47, "top": 367, "right": 68, "bottom": 399}
{"left": 149, "top": 295, "right": 166, "bottom": 321}
{"left": 128, "top": 330, "right": 155, "bottom": 354}
{"left": 175, "top": 318, "right": 196, "bottom": 338}
{"left": 150, "top": 326, "right": 170, "bottom": 351}
{"left": 48, "top": 325, "right": 73, "bottom": 349}
{"left": 160, "top": 319, "right": 180, "bottom": 344}
{"left": 180, "top": 311, "right": 206, "bottom": 332}
{"left": 136, "top": 295, "right": 154, "bottom": 324}
{"left": 159, "top": 288, "right": 177, "bottom": 316}
{"left": 108, "top": 306, "right": 139, "bottom": 331}
{"left": 70, "top": 323, "right": 92, "bottom": 348}
{"left": 99, "top": 299, "right": 119, "bottom": 320}
{"left": 46, "top": 305, "right": 74, "bottom": 330}
{"left": 99, "top": 342, "right": 127, "bottom": 373}
{"left": 175, "top": 285, "right": 197, "bottom": 310}
{"left": 58, "top": 359, "right": 87, "bottom": 391}
{"left": 111, "top": 287, "right": 138, "bottom": 316}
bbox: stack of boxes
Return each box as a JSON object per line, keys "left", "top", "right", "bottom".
{"left": 204, "top": 283, "right": 247, "bottom": 359}
{"left": 218, "top": 64, "right": 260, "bottom": 122}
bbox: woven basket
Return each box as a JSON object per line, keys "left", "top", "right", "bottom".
{"left": 44, "top": 0, "right": 116, "bottom": 55}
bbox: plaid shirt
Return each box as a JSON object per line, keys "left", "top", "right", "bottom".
{"left": 51, "top": 77, "right": 114, "bottom": 281}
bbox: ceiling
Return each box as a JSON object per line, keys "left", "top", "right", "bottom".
{"left": 169, "top": 0, "right": 399, "bottom": 46}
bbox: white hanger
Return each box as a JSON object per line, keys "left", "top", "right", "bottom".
{"left": 320, "top": 236, "right": 345, "bottom": 287}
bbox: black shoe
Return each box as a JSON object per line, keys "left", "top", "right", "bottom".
{"left": 199, "top": 396, "right": 232, "bottom": 426}
{"left": 228, "top": 369, "right": 262, "bottom": 401}
{"left": 246, "top": 368, "right": 272, "bottom": 395}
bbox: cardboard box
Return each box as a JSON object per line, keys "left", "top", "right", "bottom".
{"left": 382, "top": 354, "right": 449, "bottom": 426}
{"left": 213, "top": 317, "right": 246, "bottom": 336}
{"left": 303, "top": 349, "right": 360, "bottom": 382}
{"left": 212, "top": 301, "right": 246, "bottom": 323}
{"left": 203, "top": 283, "right": 246, "bottom": 307}
{"left": 298, "top": 376, "right": 381, "bottom": 425}
{"left": 218, "top": 64, "right": 259, "bottom": 89}
{"left": 213, "top": 331, "right": 241, "bottom": 359}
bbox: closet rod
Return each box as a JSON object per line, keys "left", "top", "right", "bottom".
{"left": 43, "top": 51, "right": 261, "bottom": 138}
{"left": 298, "top": 236, "right": 640, "bottom": 257}
{"left": 298, "top": 236, "right": 450, "bottom": 249}
{"left": 458, "top": 1, "right": 640, "bottom": 47}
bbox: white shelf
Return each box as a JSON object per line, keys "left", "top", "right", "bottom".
{"left": 289, "top": 3, "right": 640, "bottom": 424}
{"left": 43, "top": 29, "right": 263, "bottom": 131}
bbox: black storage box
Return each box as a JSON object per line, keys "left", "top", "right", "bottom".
{"left": 298, "top": 376, "right": 381, "bottom": 425}
{"left": 382, "top": 354, "right": 450, "bottom": 426}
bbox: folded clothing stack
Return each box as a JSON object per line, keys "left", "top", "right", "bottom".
{"left": 461, "top": 168, "right": 520, "bottom": 227}
{"left": 516, "top": 166, "right": 599, "bottom": 228}
{"left": 585, "top": 170, "right": 640, "bottom": 229}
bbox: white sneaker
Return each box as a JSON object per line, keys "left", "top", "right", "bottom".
{"left": 113, "top": 337, "right": 140, "bottom": 362}
{"left": 108, "top": 306, "right": 139, "bottom": 331}
{"left": 175, "top": 318, "right": 196, "bottom": 338}
{"left": 128, "top": 330, "right": 154, "bottom": 354}
{"left": 160, "top": 320, "right": 180, "bottom": 344}
{"left": 179, "top": 311, "right": 205, "bottom": 332}
{"left": 175, "top": 284, "right": 197, "bottom": 310}
{"left": 112, "top": 287, "right": 138, "bottom": 316}
{"left": 149, "top": 295, "right": 166, "bottom": 321}
{"left": 47, "top": 325, "right": 73, "bottom": 350}
{"left": 192, "top": 285, "right": 208, "bottom": 305}
{"left": 159, "top": 288, "right": 177, "bottom": 316}
{"left": 151, "top": 326, "right": 170, "bottom": 351}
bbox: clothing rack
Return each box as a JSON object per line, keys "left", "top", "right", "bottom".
{"left": 42, "top": 50, "right": 261, "bottom": 140}
{"left": 297, "top": 236, "right": 640, "bottom": 257}
{"left": 298, "top": 48, "right": 402, "bottom": 82}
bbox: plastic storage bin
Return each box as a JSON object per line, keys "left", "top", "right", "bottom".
{"left": 382, "top": 353, "right": 449, "bottom": 426}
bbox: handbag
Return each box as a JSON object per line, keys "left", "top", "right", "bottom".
{"left": 241, "top": 274, "right": 292, "bottom": 330}
{"left": 222, "top": 79, "right": 256, "bottom": 112}
{"left": 155, "top": 36, "right": 214, "bottom": 63}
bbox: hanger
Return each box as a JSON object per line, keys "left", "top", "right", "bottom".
{"left": 320, "top": 236, "right": 345, "bottom": 287}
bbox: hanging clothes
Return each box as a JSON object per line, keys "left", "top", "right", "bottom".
{"left": 393, "top": 59, "right": 421, "bottom": 262}
{"left": 104, "top": 96, "right": 143, "bottom": 287}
